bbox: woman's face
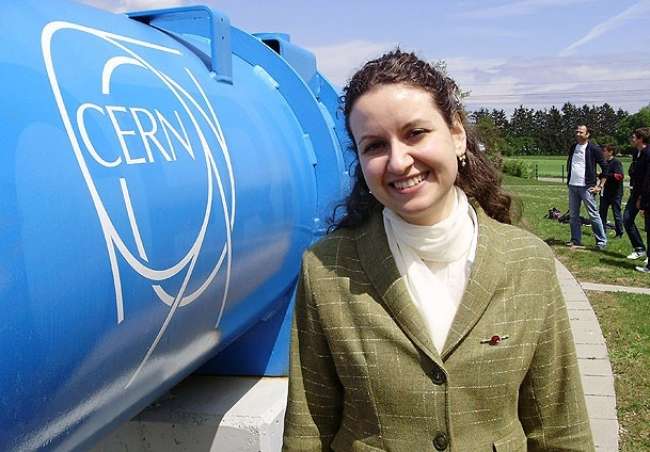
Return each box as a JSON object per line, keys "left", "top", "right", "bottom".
{"left": 349, "top": 83, "right": 466, "bottom": 226}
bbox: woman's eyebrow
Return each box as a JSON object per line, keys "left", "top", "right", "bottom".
{"left": 358, "top": 133, "right": 381, "bottom": 147}
{"left": 400, "top": 119, "right": 427, "bottom": 132}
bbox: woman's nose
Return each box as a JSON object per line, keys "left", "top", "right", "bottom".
{"left": 387, "top": 143, "right": 414, "bottom": 174}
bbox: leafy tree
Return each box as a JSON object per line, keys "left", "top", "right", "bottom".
{"left": 475, "top": 115, "right": 505, "bottom": 166}
{"left": 614, "top": 105, "right": 650, "bottom": 151}
{"left": 560, "top": 102, "right": 580, "bottom": 150}
{"left": 596, "top": 104, "right": 618, "bottom": 137}
{"left": 470, "top": 108, "right": 491, "bottom": 124}
{"left": 490, "top": 109, "right": 509, "bottom": 134}
{"left": 508, "top": 106, "right": 538, "bottom": 154}
{"left": 546, "top": 107, "right": 564, "bottom": 154}
{"left": 510, "top": 106, "right": 535, "bottom": 137}
{"left": 535, "top": 107, "right": 564, "bottom": 154}
{"left": 468, "top": 102, "right": 638, "bottom": 157}
{"left": 504, "top": 136, "right": 538, "bottom": 156}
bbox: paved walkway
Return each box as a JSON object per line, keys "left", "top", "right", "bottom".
{"left": 555, "top": 260, "right": 619, "bottom": 451}
{"left": 581, "top": 281, "right": 650, "bottom": 295}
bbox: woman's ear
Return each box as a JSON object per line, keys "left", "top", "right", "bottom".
{"left": 451, "top": 115, "right": 467, "bottom": 158}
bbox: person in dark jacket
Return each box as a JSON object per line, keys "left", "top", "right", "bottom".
{"left": 623, "top": 128, "right": 650, "bottom": 260}
{"left": 599, "top": 144, "right": 624, "bottom": 237}
{"left": 634, "top": 129, "right": 650, "bottom": 272}
{"left": 566, "top": 125, "right": 607, "bottom": 249}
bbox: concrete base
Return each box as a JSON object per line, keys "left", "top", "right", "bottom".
{"left": 93, "top": 376, "right": 288, "bottom": 452}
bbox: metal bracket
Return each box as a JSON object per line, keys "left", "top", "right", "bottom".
{"left": 128, "top": 6, "right": 233, "bottom": 83}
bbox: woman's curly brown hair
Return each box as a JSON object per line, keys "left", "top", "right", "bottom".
{"left": 331, "top": 49, "right": 515, "bottom": 230}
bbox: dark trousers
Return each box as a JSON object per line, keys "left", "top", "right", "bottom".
{"left": 646, "top": 213, "right": 650, "bottom": 269}
{"left": 599, "top": 194, "right": 623, "bottom": 236}
{"left": 623, "top": 191, "right": 646, "bottom": 251}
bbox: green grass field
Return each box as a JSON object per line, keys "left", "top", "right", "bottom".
{"left": 504, "top": 175, "right": 650, "bottom": 451}
{"left": 589, "top": 292, "right": 650, "bottom": 451}
{"left": 503, "top": 175, "right": 649, "bottom": 286}
{"left": 505, "top": 156, "right": 632, "bottom": 178}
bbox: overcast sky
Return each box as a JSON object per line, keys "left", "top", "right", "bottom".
{"left": 81, "top": 0, "right": 650, "bottom": 115}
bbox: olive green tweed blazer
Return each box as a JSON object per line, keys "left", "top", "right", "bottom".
{"left": 283, "top": 209, "right": 594, "bottom": 452}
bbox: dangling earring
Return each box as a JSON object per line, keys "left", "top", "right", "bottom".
{"left": 458, "top": 153, "right": 467, "bottom": 168}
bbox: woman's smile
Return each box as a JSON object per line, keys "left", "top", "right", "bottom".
{"left": 390, "top": 172, "right": 429, "bottom": 191}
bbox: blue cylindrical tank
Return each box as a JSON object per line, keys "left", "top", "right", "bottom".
{"left": 0, "top": 1, "right": 349, "bottom": 450}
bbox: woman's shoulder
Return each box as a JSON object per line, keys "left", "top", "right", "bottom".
{"left": 479, "top": 216, "right": 559, "bottom": 299}
{"left": 480, "top": 213, "right": 554, "bottom": 262}
{"left": 302, "top": 224, "right": 365, "bottom": 271}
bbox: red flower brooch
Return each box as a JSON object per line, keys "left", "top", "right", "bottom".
{"left": 480, "top": 334, "right": 509, "bottom": 345}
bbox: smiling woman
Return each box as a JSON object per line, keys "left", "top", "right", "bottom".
{"left": 282, "top": 50, "right": 595, "bottom": 452}
{"left": 333, "top": 51, "right": 513, "bottom": 231}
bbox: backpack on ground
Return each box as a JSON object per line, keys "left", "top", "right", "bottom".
{"left": 547, "top": 207, "right": 562, "bottom": 220}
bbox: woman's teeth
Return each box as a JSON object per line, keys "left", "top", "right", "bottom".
{"left": 393, "top": 173, "right": 426, "bottom": 190}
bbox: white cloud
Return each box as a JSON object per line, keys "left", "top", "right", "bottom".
{"left": 78, "top": 0, "right": 187, "bottom": 13}
{"left": 444, "top": 56, "right": 509, "bottom": 79}
{"left": 446, "top": 55, "right": 650, "bottom": 114}
{"left": 308, "top": 40, "right": 396, "bottom": 87}
{"left": 306, "top": 46, "right": 650, "bottom": 114}
{"left": 560, "top": 0, "right": 650, "bottom": 56}
{"left": 73, "top": 2, "right": 650, "bottom": 115}
{"left": 459, "top": 0, "right": 592, "bottom": 19}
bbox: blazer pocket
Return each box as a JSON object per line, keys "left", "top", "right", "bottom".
{"left": 493, "top": 425, "right": 527, "bottom": 452}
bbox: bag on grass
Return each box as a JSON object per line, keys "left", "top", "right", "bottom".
{"left": 556, "top": 211, "right": 591, "bottom": 225}
{"left": 547, "top": 207, "right": 562, "bottom": 220}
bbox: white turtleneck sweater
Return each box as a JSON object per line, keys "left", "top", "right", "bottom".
{"left": 383, "top": 187, "right": 478, "bottom": 353}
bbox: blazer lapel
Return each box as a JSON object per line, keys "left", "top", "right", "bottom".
{"left": 441, "top": 210, "right": 505, "bottom": 359}
{"left": 356, "top": 212, "right": 441, "bottom": 364}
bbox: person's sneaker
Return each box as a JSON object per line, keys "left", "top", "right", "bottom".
{"left": 644, "top": 257, "right": 648, "bottom": 266}
{"left": 635, "top": 266, "right": 650, "bottom": 273}
{"left": 596, "top": 243, "right": 607, "bottom": 251}
{"left": 566, "top": 240, "right": 583, "bottom": 247}
{"left": 627, "top": 250, "right": 646, "bottom": 260}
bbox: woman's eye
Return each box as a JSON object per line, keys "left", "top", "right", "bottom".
{"left": 409, "top": 129, "right": 427, "bottom": 139}
{"left": 363, "top": 141, "right": 384, "bottom": 154}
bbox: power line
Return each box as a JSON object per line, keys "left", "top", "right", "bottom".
{"left": 460, "top": 77, "right": 650, "bottom": 87}
{"left": 465, "top": 99, "right": 650, "bottom": 105}
{"left": 464, "top": 100, "right": 648, "bottom": 106}
{"left": 465, "top": 95, "right": 650, "bottom": 102}
{"left": 467, "top": 88, "right": 650, "bottom": 99}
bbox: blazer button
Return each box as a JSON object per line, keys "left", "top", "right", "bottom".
{"left": 433, "top": 432, "right": 448, "bottom": 450}
{"left": 431, "top": 368, "right": 446, "bottom": 385}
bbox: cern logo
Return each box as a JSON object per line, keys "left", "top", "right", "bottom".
{"left": 42, "top": 21, "right": 235, "bottom": 386}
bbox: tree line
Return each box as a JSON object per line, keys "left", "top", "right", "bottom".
{"left": 471, "top": 103, "right": 650, "bottom": 157}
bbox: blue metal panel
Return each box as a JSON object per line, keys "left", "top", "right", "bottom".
{"left": 128, "top": 6, "right": 233, "bottom": 83}
{"left": 1, "top": 0, "right": 349, "bottom": 449}
{"left": 230, "top": 28, "right": 348, "bottom": 235}
{"left": 252, "top": 32, "right": 352, "bottom": 200}
{"left": 317, "top": 73, "right": 355, "bottom": 194}
{"left": 254, "top": 33, "right": 320, "bottom": 96}
{"left": 199, "top": 281, "right": 298, "bottom": 376}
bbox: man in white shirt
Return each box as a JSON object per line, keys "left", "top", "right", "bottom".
{"left": 566, "top": 125, "right": 608, "bottom": 249}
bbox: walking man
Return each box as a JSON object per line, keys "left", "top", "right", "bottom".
{"left": 599, "top": 144, "right": 624, "bottom": 238}
{"left": 566, "top": 125, "right": 608, "bottom": 249}
{"left": 623, "top": 127, "right": 650, "bottom": 261}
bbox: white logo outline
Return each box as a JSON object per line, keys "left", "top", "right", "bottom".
{"left": 41, "top": 21, "right": 235, "bottom": 386}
